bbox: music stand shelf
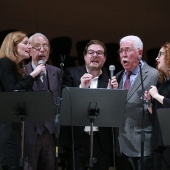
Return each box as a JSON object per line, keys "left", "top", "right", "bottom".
{"left": 60, "top": 87, "right": 127, "bottom": 127}
{"left": 157, "top": 108, "right": 170, "bottom": 146}
{"left": 0, "top": 91, "right": 55, "bottom": 168}
{"left": 60, "top": 87, "right": 127, "bottom": 169}
{"left": 0, "top": 91, "right": 55, "bottom": 122}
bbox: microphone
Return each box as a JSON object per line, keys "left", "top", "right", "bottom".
{"left": 38, "top": 60, "right": 44, "bottom": 76}
{"left": 109, "top": 65, "right": 115, "bottom": 79}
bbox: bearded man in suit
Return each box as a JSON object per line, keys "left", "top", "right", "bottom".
{"left": 60, "top": 40, "right": 118, "bottom": 170}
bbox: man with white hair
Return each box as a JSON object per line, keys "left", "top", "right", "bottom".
{"left": 24, "top": 33, "right": 61, "bottom": 170}
{"left": 110, "top": 35, "right": 158, "bottom": 169}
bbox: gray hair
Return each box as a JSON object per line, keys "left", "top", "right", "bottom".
{"left": 29, "top": 33, "right": 49, "bottom": 43}
{"left": 120, "top": 35, "right": 143, "bottom": 50}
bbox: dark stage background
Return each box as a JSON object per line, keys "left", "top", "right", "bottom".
{"left": 1, "top": 0, "right": 170, "bottom": 73}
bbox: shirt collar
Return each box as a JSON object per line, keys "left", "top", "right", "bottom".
{"left": 31, "top": 61, "right": 37, "bottom": 70}
{"left": 86, "top": 67, "right": 102, "bottom": 79}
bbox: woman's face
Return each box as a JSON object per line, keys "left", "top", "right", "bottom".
{"left": 16, "top": 37, "right": 31, "bottom": 62}
{"left": 156, "top": 47, "right": 169, "bottom": 73}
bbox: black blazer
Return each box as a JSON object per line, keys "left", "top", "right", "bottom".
{"left": 60, "top": 65, "right": 113, "bottom": 153}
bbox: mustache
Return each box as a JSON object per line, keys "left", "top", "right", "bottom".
{"left": 122, "top": 58, "right": 129, "bottom": 62}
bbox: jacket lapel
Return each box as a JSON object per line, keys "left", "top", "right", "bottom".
{"left": 98, "top": 75, "right": 108, "bottom": 88}
{"left": 126, "top": 63, "right": 148, "bottom": 101}
{"left": 46, "top": 64, "right": 55, "bottom": 92}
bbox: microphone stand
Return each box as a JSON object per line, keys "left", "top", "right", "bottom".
{"left": 109, "top": 65, "right": 116, "bottom": 170}
{"left": 53, "top": 55, "right": 65, "bottom": 169}
{"left": 19, "top": 102, "right": 26, "bottom": 170}
{"left": 139, "top": 61, "right": 149, "bottom": 170}
{"left": 88, "top": 102, "right": 98, "bottom": 169}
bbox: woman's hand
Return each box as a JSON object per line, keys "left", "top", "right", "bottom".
{"left": 149, "top": 86, "right": 158, "bottom": 99}
{"left": 30, "top": 64, "right": 46, "bottom": 78}
{"left": 149, "top": 85, "right": 164, "bottom": 105}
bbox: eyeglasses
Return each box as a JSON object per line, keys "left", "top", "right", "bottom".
{"left": 117, "top": 48, "right": 136, "bottom": 55}
{"left": 86, "top": 50, "right": 105, "bottom": 57}
{"left": 32, "top": 44, "right": 50, "bottom": 51}
{"left": 157, "top": 51, "right": 164, "bottom": 59}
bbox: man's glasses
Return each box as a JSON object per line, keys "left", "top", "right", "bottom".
{"left": 86, "top": 50, "right": 105, "bottom": 57}
{"left": 157, "top": 51, "right": 164, "bottom": 59}
{"left": 117, "top": 48, "right": 136, "bottom": 55}
{"left": 32, "top": 44, "right": 50, "bottom": 51}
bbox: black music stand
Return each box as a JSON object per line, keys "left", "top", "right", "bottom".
{"left": 60, "top": 87, "right": 127, "bottom": 169}
{"left": 157, "top": 108, "right": 170, "bottom": 146}
{"left": 0, "top": 91, "right": 55, "bottom": 169}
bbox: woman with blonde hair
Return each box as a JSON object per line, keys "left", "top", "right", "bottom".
{"left": 0, "top": 31, "right": 45, "bottom": 170}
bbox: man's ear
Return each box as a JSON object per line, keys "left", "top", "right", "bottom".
{"left": 138, "top": 49, "right": 143, "bottom": 60}
{"left": 84, "top": 55, "right": 87, "bottom": 62}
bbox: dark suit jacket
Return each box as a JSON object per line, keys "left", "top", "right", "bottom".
{"left": 0, "top": 58, "right": 34, "bottom": 166}
{"left": 60, "top": 65, "right": 113, "bottom": 153}
{"left": 116, "top": 62, "right": 158, "bottom": 157}
{"left": 24, "top": 62, "right": 61, "bottom": 159}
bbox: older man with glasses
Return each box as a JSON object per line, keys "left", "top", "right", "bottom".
{"left": 110, "top": 35, "right": 158, "bottom": 170}
{"left": 24, "top": 33, "right": 61, "bottom": 170}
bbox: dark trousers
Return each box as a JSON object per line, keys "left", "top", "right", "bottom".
{"left": 153, "top": 147, "right": 170, "bottom": 170}
{"left": 25, "top": 129, "right": 56, "bottom": 170}
{"left": 116, "top": 153, "right": 153, "bottom": 170}
{"left": 1, "top": 166, "right": 20, "bottom": 170}
{"left": 0, "top": 124, "right": 21, "bottom": 170}
{"left": 66, "top": 133, "right": 111, "bottom": 170}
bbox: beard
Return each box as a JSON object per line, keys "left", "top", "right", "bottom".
{"left": 87, "top": 63, "right": 103, "bottom": 71}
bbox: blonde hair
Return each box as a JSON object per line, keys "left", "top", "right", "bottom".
{"left": 0, "top": 31, "right": 27, "bottom": 75}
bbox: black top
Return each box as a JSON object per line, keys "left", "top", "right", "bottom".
{"left": 152, "top": 80, "right": 170, "bottom": 150}
{"left": 0, "top": 57, "right": 34, "bottom": 92}
{"left": 0, "top": 57, "right": 34, "bottom": 166}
